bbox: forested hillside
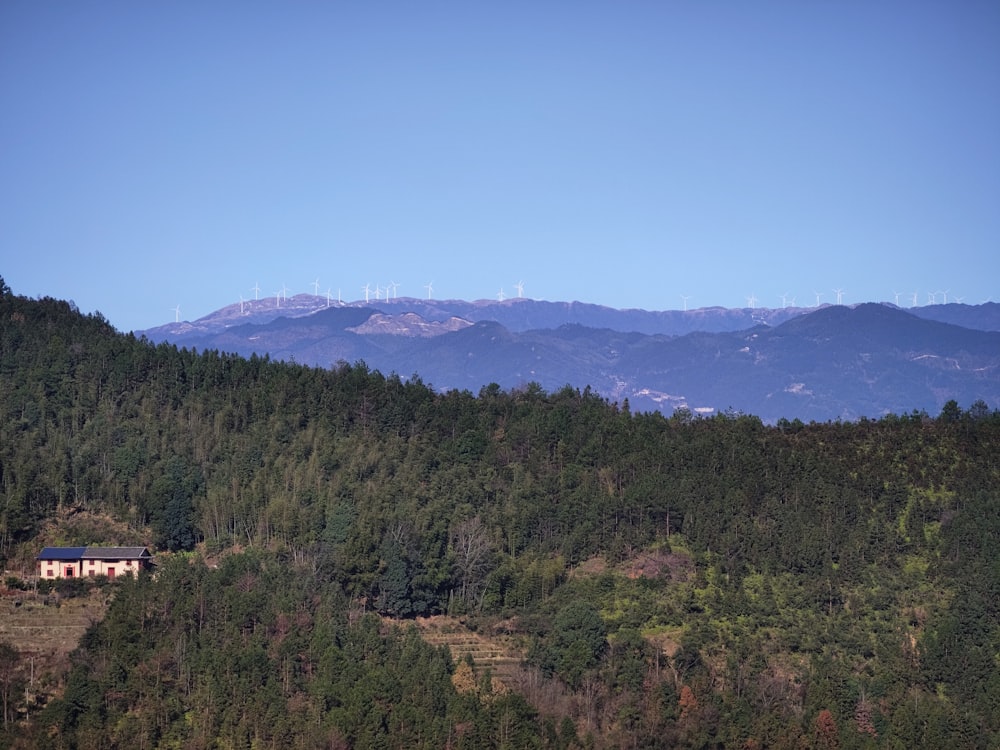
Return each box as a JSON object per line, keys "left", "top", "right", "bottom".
{"left": 2, "top": 278, "right": 999, "bottom": 748}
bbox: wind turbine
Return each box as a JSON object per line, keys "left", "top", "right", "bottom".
{"left": 325, "top": 288, "right": 332, "bottom": 307}
{"left": 813, "top": 290, "right": 824, "bottom": 307}
{"left": 911, "top": 291, "right": 919, "bottom": 307}
{"left": 171, "top": 305, "right": 181, "bottom": 323}
{"left": 362, "top": 283, "right": 371, "bottom": 303}
{"left": 251, "top": 282, "right": 261, "bottom": 301}
{"left": 239, "top": 294, "right": 245, "bottom": 315}
{"left": 892, "top": 290, "right": 901, "bottom": 306}
{"left": 497, "top": 288, "right": 506, "bottom": 302}
{"left": 389, "top": 281, "right": 400, "bottom": 299}
{"left": 311, "top": 278, "right": 320, "bottom": 296}
{"left": 833, "top": 288, "right": 845, "bottom": 305}
{"left": 281, "top": 283, "right": 290, "bottom": 301}
{"left": 274, "top": 290, "right": 281, "bottom": 308}
{"left": 374, "top": 284, "right": 382, "bottom": 301}
{"left": 746, "top": 294, "right": 758, "bottom": 309}
{"left": 681, "top": 294, "right": 691, "bottom": 311}
{"left": 424, "top": 281, "right": 434, "bottom": 299}
{"left": 940, "top": 289, "right": 950, "bottom": 304}
{"left": 514, "top": 280, "right": 524, "bottom": 298}
{"left": 779, "top": 293, "right": 789, "bottom": 309}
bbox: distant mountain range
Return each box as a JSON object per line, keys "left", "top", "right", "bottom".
{"left": 139, "top": 297, "right": 1000, "bottom": 423}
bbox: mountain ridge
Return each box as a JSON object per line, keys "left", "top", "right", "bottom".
{"left": 137, "top": 299, "right": 1000, "bottom": 423}
{"left": 139, "top": 295, "right": 1000, "bottom": 339}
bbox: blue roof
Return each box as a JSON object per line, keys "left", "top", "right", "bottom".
{"left": 37, "top": 547, "right": 87, "bottom": 560}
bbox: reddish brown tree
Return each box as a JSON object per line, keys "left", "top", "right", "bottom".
{"left": 678, "top": 684, "right": 699, "bottom": 725}
{"left": 813, "top": 708, "right": 840, "bottom": 750}
{"left": 855, "top": 695, "right": 878, "bottom": 738}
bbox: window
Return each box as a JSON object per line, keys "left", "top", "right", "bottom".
{"left": 89, "top": 560, "right": 95, "bottom": 566}
{"left": 126, "top": 560, "right": 133, "bottom": 567}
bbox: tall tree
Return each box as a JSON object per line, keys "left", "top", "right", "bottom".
{"left": 451, "top": 515, "right": 493, "bottom": 611}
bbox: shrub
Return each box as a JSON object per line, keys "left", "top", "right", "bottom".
{"left": 4, "top": 575, "right": 29, "bottom": 591}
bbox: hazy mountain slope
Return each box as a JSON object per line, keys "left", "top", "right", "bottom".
{"left": 387, "top": 322, "right": 645, "bottom": 396}
{"left": 908, "top": 300, "right": 1000, "bottom": 331}
{"left": 619, "top": 304, "right": 1000, "bottom": 421}
{"left": 175, "top": 306, "right": 384, "bottom": 364}
{"left": 141, "top": 300, "right": 1000, "bottom": 422}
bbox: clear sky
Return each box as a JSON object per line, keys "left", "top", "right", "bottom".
{"left": 2, "top": 1, "right": 998, "bottom": 332}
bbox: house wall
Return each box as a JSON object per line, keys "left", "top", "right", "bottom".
{"left": 37, "top": 557, "right": 144, "bottom": 579}
{"left": 84, "top": 558, "right": 140, "bottom": 578}
{"left": 38, "top": 559, "right": 81, "bottom": 578}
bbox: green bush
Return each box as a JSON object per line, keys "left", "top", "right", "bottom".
{"left": 4, "top": 575, "right": 29, "bottom": 591}
{"left": 53, "top": 576, "right": 87, "bottom": 598}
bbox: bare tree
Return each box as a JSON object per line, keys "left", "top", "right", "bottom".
{"left": 0, "top": 640, "right": 22, "bottom": 729}
{"left": 451, "top": 515, "right": 493, "bottom": 609}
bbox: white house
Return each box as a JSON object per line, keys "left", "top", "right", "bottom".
{"left": 36, "top": 546, "right": 153, "bottom": 579}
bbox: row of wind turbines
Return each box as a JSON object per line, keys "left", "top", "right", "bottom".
{"left": 168, "top": 282, "right": 969, "bottom": 324}
{"left": 170, "top": 279, "right": 530, "bottom": 323}
{"left": 745, "top": 288, "right": 849, "bottom": 310}
{"left": 219, "top": 279, "right": 530, "bottom": 316}
{"left": 891, "top": 289, "right": 964, "bottom": 306}
{"left": 741, "top": 288, "right": 964, "bottom": 311}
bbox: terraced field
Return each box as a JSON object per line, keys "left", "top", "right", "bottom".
{"left": 411, "top": 616, "right": 526, "bottom": 687}
{"left": 0, "top": 589, "right": 108, "bottom": 703}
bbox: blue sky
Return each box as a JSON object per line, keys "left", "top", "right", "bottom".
{"left": 2, "top": 1, "right": 998, "bottom": 332}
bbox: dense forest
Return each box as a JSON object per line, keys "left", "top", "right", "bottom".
{"left": 1, "top": 276, "right": 999, "bottom": 748}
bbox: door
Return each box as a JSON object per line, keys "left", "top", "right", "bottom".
{"left": 64, "top": 566, "right": 74, "bottom": 577}
{"left": 107, "top": 567, "right": 116, "bottom": 579}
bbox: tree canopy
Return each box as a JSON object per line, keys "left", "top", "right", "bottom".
{"left": 1, "top": 285, "right": 998, "bottom": 748}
